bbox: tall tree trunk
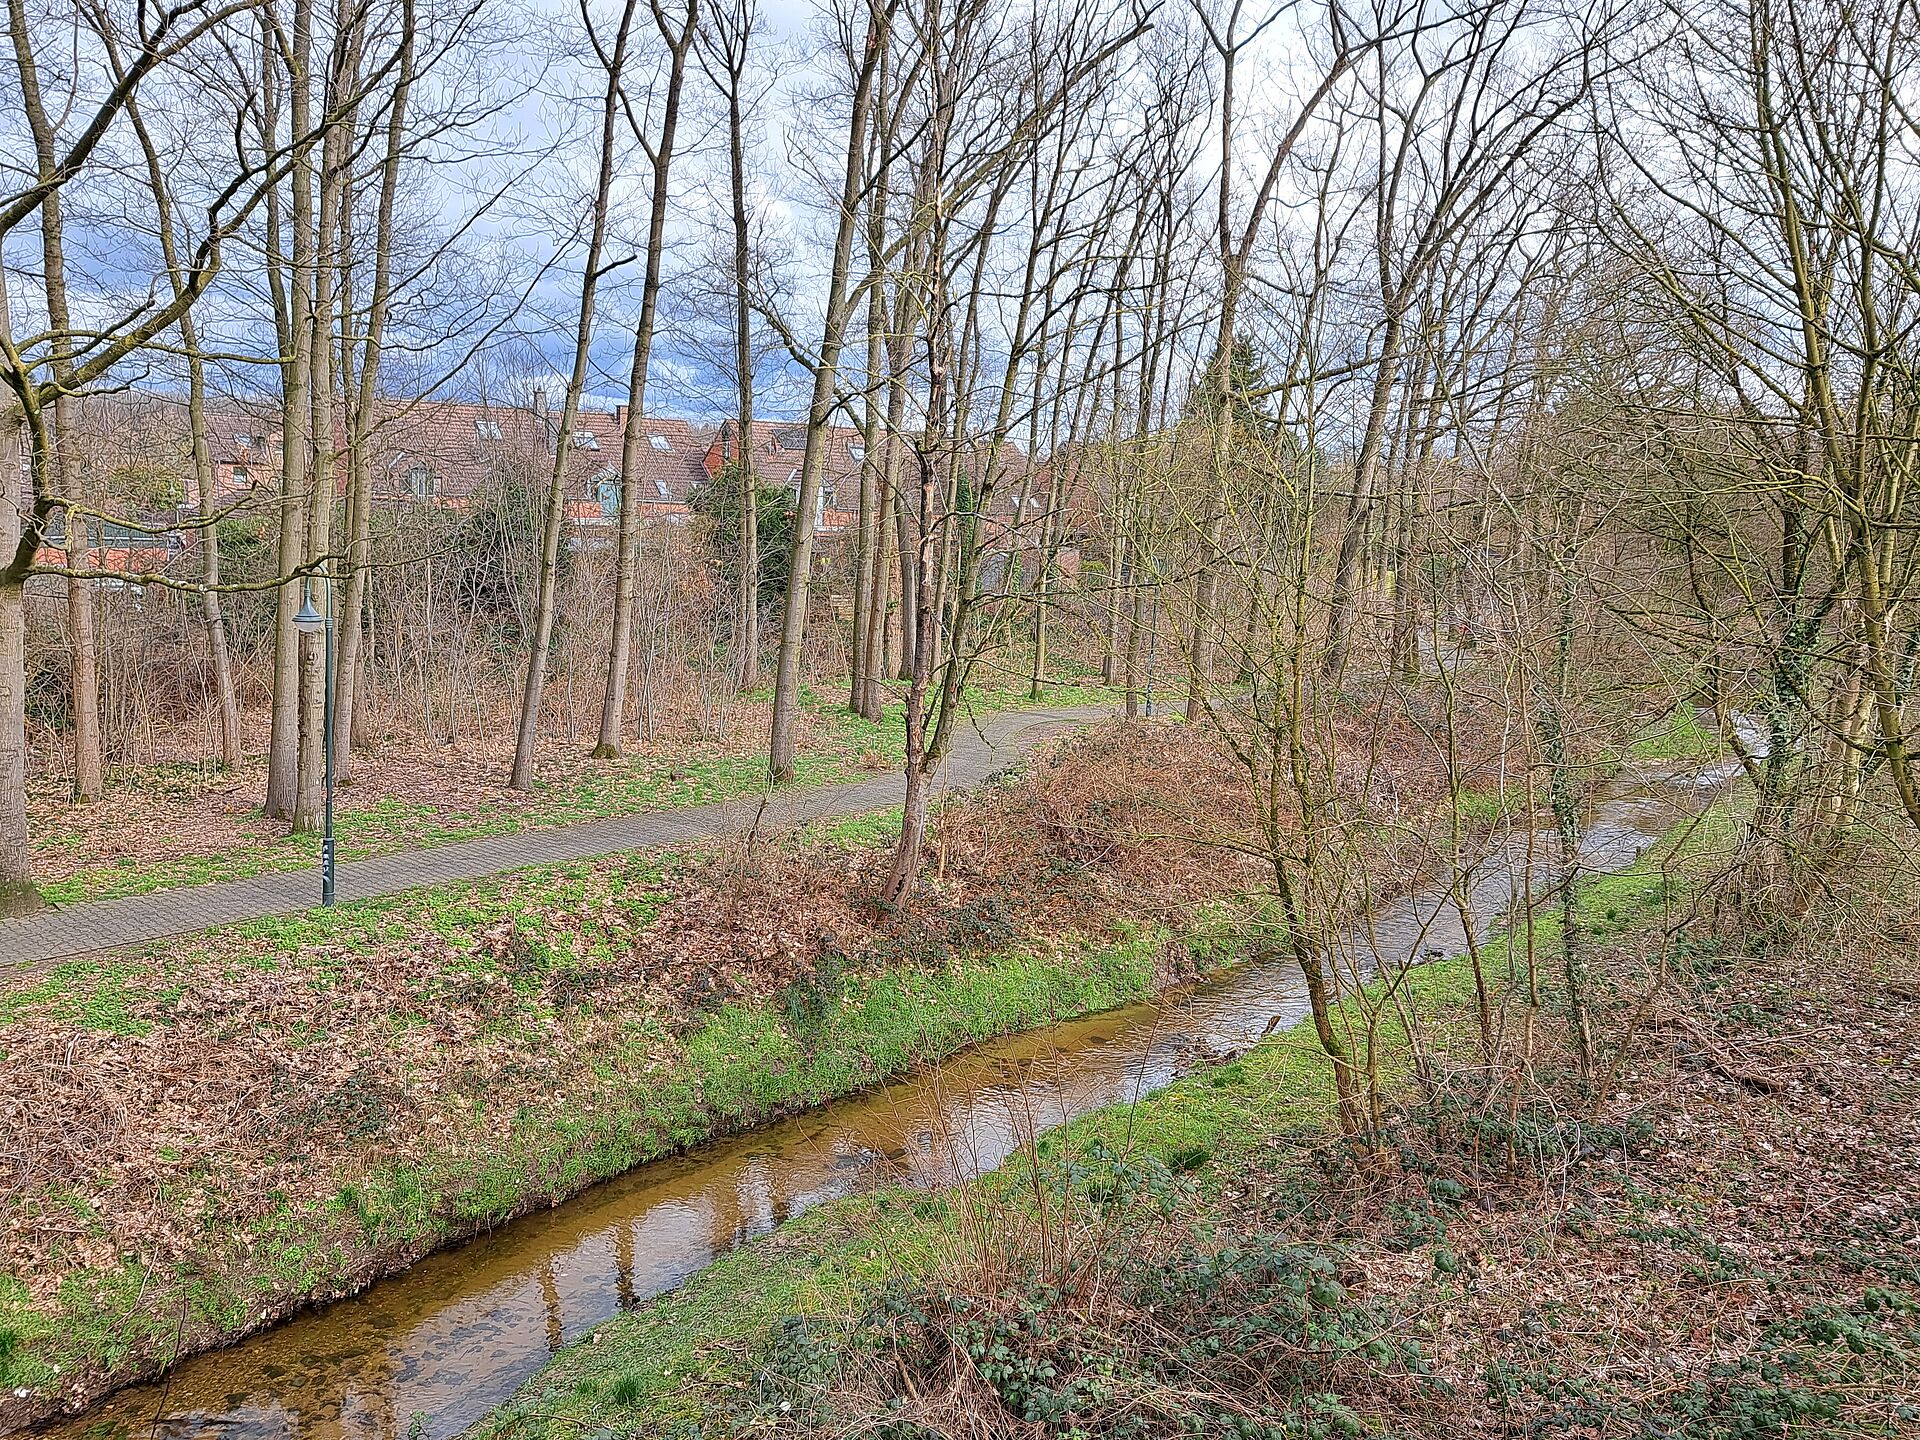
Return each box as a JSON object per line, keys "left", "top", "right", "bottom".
{"left": 0, "top": 275, "right": 28, "bottom": 892}
{"left": 766, "top": 0, "right": 888, "bottom": 782}
{"left": 1185, "top": 35, "right": 1349, "bottom": 717}
{"left": 266, "top": 0, "right": 316, "bottom": 820}
{"left": 850, "top": 29, "right": 896, "bottom": 720}
{"left": 1322, "top": 305, "right": 1405, "bottom": 678}
{"left": 715, "top": 1, "right": 760, "bottom": 694}
{"left": 597, "top": 0, "right": 696, "bottom": 757}
{"left": 1185, "top": 261, "right": 1240, "bottom": 723}
{"left": 510, "top": 0, "right": 640, "bottom": 790}
{"left": 12, "top": 9, "right": 102, "bottom": 800}
{"left": 126, "top": 90, "right": 246, "bottom": 771}
{"left": 886, "top": 308, "right": 918, "bottom": 681}
{"left": 295, "top": 31, "right": 351, "bottom": 834}
{"left": 64, "top": 510, "right": 102, "bottom": 800}
{"left": 850, "top": 260, "right": 884, "bottom": 713}
{"left": 336, "top": 0, "right": 413, "bottom": 781}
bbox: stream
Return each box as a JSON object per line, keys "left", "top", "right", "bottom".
{"left": 38, "top": 760, "right": 1730, "bottom": 1440}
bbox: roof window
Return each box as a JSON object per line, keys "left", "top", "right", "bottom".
{"left": 649, "top": 434, "right": 671, "bottom": 451}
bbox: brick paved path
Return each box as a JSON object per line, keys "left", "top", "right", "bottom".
{"left": 0, "top": 704, "right": 1112, "bottom": 969}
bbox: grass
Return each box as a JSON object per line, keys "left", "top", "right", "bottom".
{"left": 36, "top": 685, "right": 1123, "bottom": 906}
{"left": 0, "top": 881, "right": 1175, "bottom": 1405}
{"left": 1626, "top": 704, "right": 1724, "bottom": 762}
{"left": 471, "top": 801, "right": 1749, "bottom": 1440}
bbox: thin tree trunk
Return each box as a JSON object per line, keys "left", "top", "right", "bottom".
{"left": 767, "top": 0, "right": 888, "bottom": 782}
{"left": 597, "top": 0, "right": 696, "bottom": 757}
{"left": 1322, "top": 306, "right": 1405, "bottom": 678}
{"left": 11, "top": 11, "right": 103, "bottom": 800}
{"left": 887, "top": 315, "right": 917, "bottom": 681}
{"left": 266, "top": 0, "right": 315, "bottom": 820}
{"left": 295, "top": 32, "right": 351, "bottom": 833}
{"left": 510, "top": 0, "right": 640, "bottom": 790}
{"left": 714, "top": 1, "right": 760, "bottom": 693}
{"left": 336, "top": 0, "right": 413, "bottom": 781}
{"left": 64, "top": 510, "right": 102, "bottom": 799}
{"left": 0, "top": 271, "right": 28, "bottom": 892}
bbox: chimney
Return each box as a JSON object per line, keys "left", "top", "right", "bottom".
{"left": 615, "top": 404, "right": 628, "bottom": 431}
{"left": 532, "top": 388, "right": 547, "bottom": 418}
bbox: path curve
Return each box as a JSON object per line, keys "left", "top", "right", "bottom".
{"left": 0, "top": 704, "right": 1116, "bottom": 969}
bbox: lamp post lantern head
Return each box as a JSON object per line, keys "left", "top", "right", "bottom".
{"left": 293, "top": 588, "right": 327, "bottom": 633}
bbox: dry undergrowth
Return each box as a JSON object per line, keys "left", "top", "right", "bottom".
{"left": 0, "top": 722, "right": 1426, "bottom": 1339}
{"left": 761, "top": 846, "right": 1920, "bottom": 1439}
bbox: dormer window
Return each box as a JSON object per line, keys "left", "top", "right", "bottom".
{"left": 649, "top": 434, "right": 671, "bottom": 452}
{"left": 475, "top": 418, "right": 503, "bottom": 440}
{"left": 573, "top": 431, "right": 599, "bottom": 450}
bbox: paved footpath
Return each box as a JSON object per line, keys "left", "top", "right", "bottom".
{"left": 0, "top": 704, "right": 1113, "bottom": 970}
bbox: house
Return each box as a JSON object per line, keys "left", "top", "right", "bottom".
{"left": 700, "top": 419, "right": 1087, "bottom": 591}
{"left": 366, "top": 396, "right": 712, "bottom": 536}
{"left": 26, "top": 392, "right": 279, "bottom": 577}
{"left": 703, "top": 419, "right": 865, "bottom": 534}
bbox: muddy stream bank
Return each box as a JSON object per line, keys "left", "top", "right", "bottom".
{"left": 34, "top": 764, "right": 1723, "bottom": 1440}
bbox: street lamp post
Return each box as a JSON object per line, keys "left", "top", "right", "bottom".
{"left": 292, "top": 578, "right": 336, "bottom": 905}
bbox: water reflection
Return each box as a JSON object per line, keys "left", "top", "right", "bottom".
{"left": 39, "top": 774, "right": 1712, "bottom": 1440}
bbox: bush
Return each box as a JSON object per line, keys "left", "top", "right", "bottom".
{"left": 736, "top": 1143, "right": 1423, "bottom": 1437}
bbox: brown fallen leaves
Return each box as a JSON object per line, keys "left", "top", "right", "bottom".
{"left": 1238, "top": 858, "right": 1920, "bottom": 1438}
{"left": 24, "top": 688, "right": 803, "bottom": 887}
{"left": 0, "top": 710, "right": 1476, "bottom": 1429}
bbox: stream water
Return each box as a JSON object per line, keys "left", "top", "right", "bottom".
{"left": 37, "top": 761, "right": 1728, "bottom": 1440}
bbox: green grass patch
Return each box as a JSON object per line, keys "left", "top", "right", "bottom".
{"left": 37, "top": 686, "right": 1122, "bottom": 906}
{"left": 1626, "top": 705, "right": 1723, "bottom": 762}
{"left": 5, "top": 911, "right": 1171, "bottom": 1407}
{"left": 474, "top": 797, "right": 1747, "bottom": 1439}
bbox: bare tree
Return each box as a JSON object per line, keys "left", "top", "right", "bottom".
{"left": 765, "top": 0, "right": 893, "bottom": 782}
{"left": 596, "top": 0, "right": 699, "bottom": 757}
{"left": 510, "top": 0, "right": 644, "bottom": 791}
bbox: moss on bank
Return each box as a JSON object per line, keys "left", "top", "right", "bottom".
{"left": 0, "top": 895, "right": 1179, "bottom": 1417}
{"left": 466, "top": 803, "right": 1745, "bottom": 1440}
